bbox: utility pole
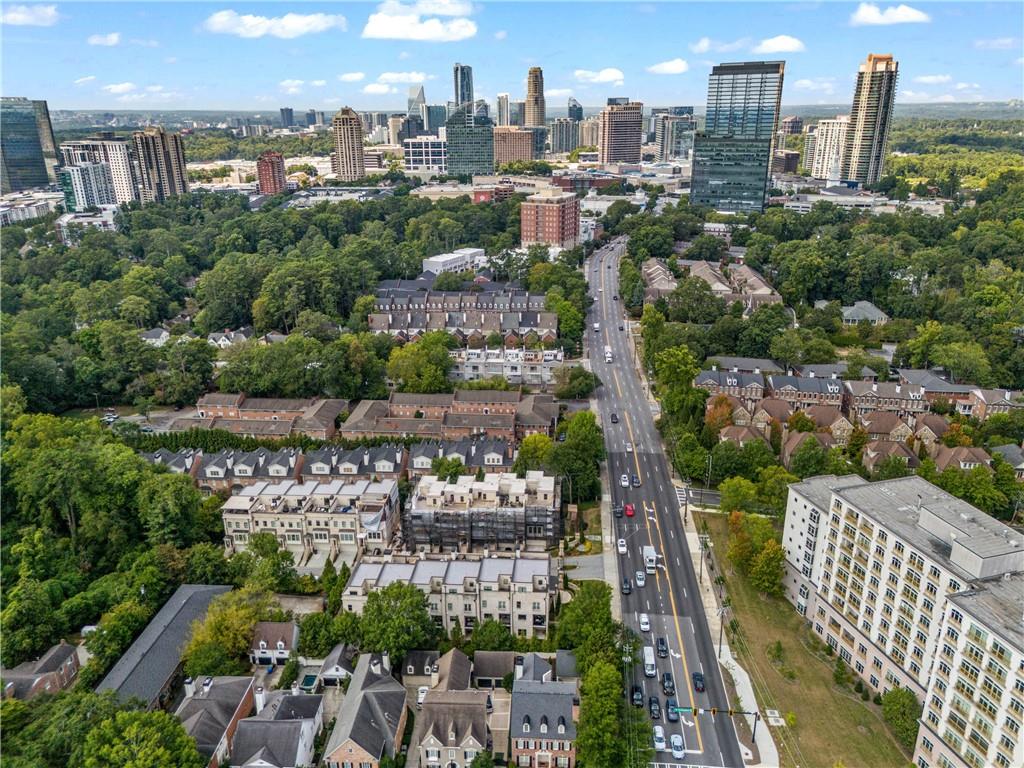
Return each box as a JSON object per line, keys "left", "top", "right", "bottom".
{"left": 718, "top": 598, "right": 731, "bottom": 659}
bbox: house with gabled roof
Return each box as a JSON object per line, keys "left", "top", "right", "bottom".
{"left": 991, "top": 443, "right": 1024, "bottom": 479}
{"left": 230, "top": 688, "right": 324, "bottom": 768}
{"left": 750, "top": 397, "right": 792, "bottom": 435}
{"left": 510, "top": 653, "right": 579, "bottom": 768}
{"left": 844, "top": 381, "right": 928, "bottom": 421}
{"left": 862, "top": 440, "right": 920, "bottom": 475}
{"left": 1, "top": 641, "right": 80, "bottom": 701}
{"left": 932, "top": 446, "right": 992, "bottom": 474}
{"left": 767, "top": 375, "right": 844, "bottom": 411}
{"left": 913, "top": 413, "right": 949, "bottom": 451}
{"left": 860, "top": 411, "right": 913, "bottom": 443}
{"left": 694, "top": 370, "right": 764, "bottom": 412}
{"left": 719, "top": 425, "right": 768, "bottom": 448}
{"left": 803, "top": 406, "right": 854, "bottom": 446}
{"left": 174, "top": 676, "right": 254, "bottom": 768}
{"left": 781, "top": 431, "right": 836, "bottom": 471}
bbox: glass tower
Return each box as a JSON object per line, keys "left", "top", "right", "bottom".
{"left": 445, "top": 106, "right": 493, "bottom": 176}
{"left": 0, "top": 97, "right": 50, "bottom": 192}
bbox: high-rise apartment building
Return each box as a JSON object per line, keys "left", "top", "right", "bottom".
{"left": 0, "top": 97, "right": 51, "bottom": 192}
{"left": 60, "top": 133, "right": 139, "bottom": 204}
{"left": 256, "top": 150, "right": 286, "bottom": 195}
{"left": 131, "top": 127, "right": 188, "bottom": 203}
{"left": 445, "top": 107, "right": 494, "bottom": 176}
{"left": 801, "top": 124, "right": 817, "bottom": 174}
{"left": 810, "top": 115, "right": 850, "bottom": 180}
{"left": 331, "top": 107, "right": 366, "bottom": 182}
{"left": 388, "top": 115, "right": 405, "bottom": 146}
{"left": 421, "top": 104, "right": 448, "bottom": 134}
{"left": 58, "top": 163, "right": 116, "bottom": 211}
{"left": 510, "top": 101, "right": 526, "bottom": 127}
{"left": 453, "top": 63, "right": 474, "bottom": 109}
{"left": 691, "top": 60, "right": 784, "bottom": 213}
{"left": 493, "top": 127, "right": 534, "bottom": 167}
{"left": 579, "top": 117, "right": 600, "bottom": 148}
{"left": 525, "top": 67, "right": 546, "bottom": 127}
{"left": 780, "top": 115, "right": 803, "bottom": 135}
{"left": 567, "top": 98, "right": 584, "bottom": 122}
{"left": 32, "top": 100, "right": 58, "bottom": 184}
{"left": 840, "top": 53, "right": 898, "bottom": 186}
{"left": 496, "top": 94, "right": 511, "bottom": 127}
{"left": 407, "top": 85, "right": 426, "bottom": 117}
{"left": 279, "top": 107, "right": 294, "bottom": 128}
{"left": 521, "top": 189, "right": 580, "bottom": 249}
{"left": 655, "top": 114, "right": 697, "bottom": 161}
{"left": 598, "top": 100, "right": 644, "bottom": 164}
{"left": 550, "top": 118, "right": 580, "bottom": 154}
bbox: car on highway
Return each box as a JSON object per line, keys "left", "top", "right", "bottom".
{"left": 662, "top": 672, "right": 675, "bottom": 696}
{"left": 625, "top": 441, "right": 633, "bottom": 452}
{"left": 621, "top": 578, "right": 632, "bottom": 595}
{"left": 671, "top": 733, "right": 685, "bottom": 759}
{"left": 653, "top": 725, "right": 666, "bottom": 752}
{"left": 692, "top": 672, "right": 706, "bottom": 692}
{"left": 613, "top": 294, "right": 618, "bottom": 300}
{"left": 635, "top": 571, "right": 646, "bottom": 588}
{"left": 624, "top": 502, "right": 635, "bottom": 517}
{"left": 631, "top": 685, "right": 644, "bottom": 707}
{"left": 613, "top": 505, "right": 623, "bottom": 518}
{"left": 656, "top": 637, "right": 669, "bottom": 658}
{"left": 620, "top": 474, "right": 629, "bottom": 488}
{"left": 617, "top": 538, "right": 627, "bottom": 555}
{"left": 648, "top": 696, "right": 661, "bottom": 720}
{"left": 610, "top": 413, "right": 619, "bottom": 423}
{"left": 665, "top": 697, "right": 679, "bottom": 722}
{"left": 607, "top": 264, "right": 611, "bottom": 269}
{"left": 639, "top": 612, "right": 650, "bottom": 631}
{"left": 631, "top": 473, "right": 641, "bottom": 488}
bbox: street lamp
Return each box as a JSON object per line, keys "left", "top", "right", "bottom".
{"left": 698, "top": 453, "right": 713, "bottom": 508}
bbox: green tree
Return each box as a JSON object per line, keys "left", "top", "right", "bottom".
{"left": 576, "top": 660, "right": 625, "bottom": 767}
{"left": 553, "top": 365, "right": 601, "bottom": 399}
{"left": 654, "top": 345, "right": 701, "bottom": 420}
{"left": 298, "top": 612, "right": 341, "bottom": 658}
{"left": 360, "top": 581, "right": 436, "bottom": 661}
{"left": 719, "top": 476, "right": 758, "bottom": 513}
{"left": 431, "top": 456, "right": 467, "bottom": 482}
{"left": 880, "top": 687, "right": 922, "bottom": 751}
{"left": 512, "top": 433, "right": 554, "bottom": 476}
{"left": 135, "top": 473, "right": 201, "bottom": 547}
{"left": 749, "top": 539, "right": 785, "bottom": 597}
{"left": 183, "top": 588, "right": 274, "bottom": 678}
{"left": 82, "top": 710, "right": 205, "bottom": 768}
{"left": 757, "top": 466, "right": 799, "bottom": 515}
{"left": 85, "top": 600, "right": 152, "bottom": 671}
{"left": 386, "top": 331, "right": 455, "bottom": 393}
{"left": 469, "top": 753, "right": 496, "bottom": 768}
{"left": 466, "top": 619, "right": 515, "bottom": 654}
{"left": 789, "top": 437, "right": 828, "bottom": 479}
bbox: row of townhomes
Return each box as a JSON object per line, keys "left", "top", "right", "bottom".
{"left": 641, "top": 257, "right": 782, "bottom": 313}
{"left": 781, "top": 475, "right": 1023, "bottom": 768}
{"left": 448, "top": 346, "right": 567, "bottom": 386}
{"left": 170, "top": 392, "right": 350, "bottom": 439}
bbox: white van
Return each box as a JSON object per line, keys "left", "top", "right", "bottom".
{"left": 643, "top": 645, "right": 656, "bottom": 677}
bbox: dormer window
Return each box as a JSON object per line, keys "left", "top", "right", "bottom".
{"left": 407, "top": 664, "right": 415, "bottom": 674}
{"left": 522, "top": 715, "right": 531, "bottom": 733}
{"left": 540, "top": 716, "right": 548, "bottom": 733}
{"left": 557, "top": 716, "right": 566, "bottom": 734}
{"left": 276, "top": 640, "right": 285, "bottom": 650}
{"left": 259, "top": 640, "right": 267, "bottom": 649}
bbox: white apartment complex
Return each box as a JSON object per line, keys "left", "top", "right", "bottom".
{"left": 343, "top": 553, "right": 554, "bottom": 638}
{"left": 222, "top": 478, "right": 400, "bottom": 568}
{"left": 809, "top": 115, "right": 849, "bottom": 181}
{"left": 404, "top": 136, "right": 448, "bottom": 174}
{"left": 60, "top": 135, "right": 139, "bottom": 204}
{"left": 448, "top": 346, "right": 566, "bottom": 386}
{"left": 422, "top": 247, "right": 485, "bottom": 275}
{"left": 783, "top": 475, "right": 1023, "bottom": 767}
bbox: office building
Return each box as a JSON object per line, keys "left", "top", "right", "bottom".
{"left": 473, "top": 99, "right": 490, "bottom": 120}
{"left": 493, "top": 127, "right": 534, "bottom": 167}
{"left": 496, "top": 93, "right": 511, "bottom": 127}
{"left": 526, "top": 126, "right": 547, "bottom": 159}
{"left": 772, "top": 150, "right": 800, "bottom": 174}
{"left": 256, "top": 150, "right": 286, "bottom": 195}
{"left": 691, "top": 60, "right": 784, "bottom": 213}
{"left": 32, "top": 100, "right": 58, "bottom": 184}
{"left": 59, "top": 162, "right": 116, "bottom": 211}
{"left": 453, "top": 62, "right": 474, "bottom": 108}
{"left": 61, "top": 134, "right": 139, "bottom": 204}
{"left": 1, "top": 97, "right": 50, "bottom": 192}
{"left": 655, "top": 114, "right": 697, "bottom": 161}
{"left": 131, "top": 127, "right": 188, "bottom": 203}
{"left": 421, "top": 104, "right": 449, "bottom": 134}
{"left": 579, "top": 117, "right": 600, "bottom": 148}
{"left": 550, "top": 118, "right": 580, "bottom": 154}
{"left": 331, "top": 107, "right": 366, "bottom": 182}
{"left": 525, "top": 67, "right": 546, "bottom": 127}
{"left": 305, "top": 108, "right": 317, "bottom": 127}
{"left": 597, "top": 100, "right": 644, "bottom": 164}
{"left": 403, "top": 136, "right": 447, "bottom": 173}
{"left": 279, "top": 107, "right": 294, "bottom": 128}
{"left": 388, "top": 114, "right": 405, "bottom": 145}
{"left": 606, "top": 97, "right": 629, "bottom": 106}
{"left": 811, "top": 115, "right": 850, "bottom": 180}
{"left": 521, "top": 188, "right": 580, "bottom": 249}
{"left": 802, "top": 124, "right": 818, "bottom": 173}
{"left": 841, "top": 54, "right": 899, "bottom": 186}
{"left": 509, "top": 100, "right": 526, "bottom": 127}
{"left": 408, "top": 85, "right": 426, "bottom": 116}
{"left": 445, "top": 107, "right": 494, "bottom": 176}
{"left": 567, "top": 97, "right": 584, "bottom": 122}
{"left": 780, "top": 115, "right": 803, "bottom": 135}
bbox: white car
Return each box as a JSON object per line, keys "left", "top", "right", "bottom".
{"left": 639, "top": 613, "right": 651, "bottom": 632}
{"left": 625, "top": 441, "right": 633, "bottom": 453}
{"left": 671, "top": 733, "right": 684, "bottom": 759}
{"left": 416, "top": 686, "right": 429, "bottom": 708}
{"left": 620, "top": 474, "right": 629, "bottom": 488}
{"left": 635, "top": 571, "right": 646, "bottom": 588}
{"left": 653, "top": 725, "right": 666, "bottom": 752}
{"left": 617, "top": 539, "right": 627, "bottom": 555}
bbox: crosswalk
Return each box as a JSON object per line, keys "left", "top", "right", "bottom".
{"left": 675, "top": 486, "right": 688, "bottom": 508}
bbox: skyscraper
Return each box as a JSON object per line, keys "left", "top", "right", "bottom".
{"left": 810, "top": 115, "right": 850, "bottom": 180}
{"left": 496, "top": 94, "right": 511, "bottom": 127}
{"left": 780, "top": 115, "right": 803, "bottom": 135}
{"left": 567, "top": 98, "right": 584, "bottom": 122}
{"left": 579, "top": 117, "right": 600, "bottom": 148}
{"left": 525, "top": 67, "right": 545, "bottom": 127}
{"left": 453, "top": 63, "right": 474, "bottom": 109}
{"left": 801, "top": 124, "right": 817, "bottom": 175}
{"left": 445, "top": 106, "right": 493, "bottom": 176}
{"left": 493, "top": 127, "right": 534, "bottom": 167}
{"left": 421, "top": 104, "right": 448, "bottom": 134}
{"left": 131, "top": 126, "right": 188, "bottom": 203}
{"left": 280, "top": 107, "right": 294, "bottom": 128}
{"left": 388, "top": 115, "right": 405, "bottom": 145}
{"left": 655, "top": 114, "right": 697, "bottom": 162}
{"left": 331, "top": 107, "right": 366, "bottom": 182}
{"left": 550, "top": 118, "right": 580, "bottom": 154}
{"left": 32, "top": 100, "right": 58, "bottom": 184}
{"left": 509, "top": 101, "right": 526, "bottom": 127}
{"left": 59, "top": 163, "right": 116, "bottom": 211}
{"left": 598, "top": 100, "right": 644, "bottom": 164}
{"left": 840, "top": 53, "right": 898, "bottom": 186}
{"left": 305, "top": 109, "right": 317, "bottom": 127}
{"left": 256, "top": 150, "right": 286, "bottom": 195}
{"left": 61, "top": 133, "right": 139, "bottom": 204}
{"left": 407, "top": 86, "right": 426, "bottom": 116}
{"left": 691, "top": 60, "right": 784, "bottom": 213}
{"left": 0, "top": 97, "right": 51, "bottom": 192}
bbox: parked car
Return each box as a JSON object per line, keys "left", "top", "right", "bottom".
{"left": 665, "top": 697, "right": 679, "bottom": 722}
{"left": 639, "top": 612, "right": 650, "bottom": 632}
{"left": 617, "top": 539, "right": 627, "bottom": 555}
{"left": 662, "top": 672, "right": 675, "bottom": 696}
{"left": 631, "top": 685, "right": 644, "bottom": 707}
{"left": 692, "top": 672, "right": 705, "bottom": 693}
{"left": 417, "top": 686, "right": 429, "bottom": 708}
{"left": 656, "top": 637, "right": 669, "bottom": 658}
{"left": 648, "top": 696, "right": 661, "bottom": 720}
{"left": 635, "top": 570, "right": 646, "bottom": 588}
{"left": 653, "top": 726, "right": 666, "bottom": 752}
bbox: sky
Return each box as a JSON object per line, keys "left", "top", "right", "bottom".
{"left": 2, "top": 1, "right": 1022, "bottom": 111}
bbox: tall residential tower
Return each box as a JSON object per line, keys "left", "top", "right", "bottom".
{"left": 840, "top": 53, "right": 898, "bottom": 186}
{"left": 331, "top": 107, "right": 366, "bottom": 182}
{"left": 525, "top": 67, "right": 546, "bottom": 127}
{"left": 453, "top": 63, "right": 474, "bottom": 109}
{"left": 131, "top": 126, "right": 188, "bottom": 203}
{"left": 597, "top": 100, "right": 644, "bottom": 164}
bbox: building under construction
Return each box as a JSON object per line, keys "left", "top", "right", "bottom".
{"left": 403, "top": 471, "right": 561, "bottom": 553}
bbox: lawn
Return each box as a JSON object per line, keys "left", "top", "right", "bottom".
{"left": 698, "top": 511, "right": 911, "bottom": 768}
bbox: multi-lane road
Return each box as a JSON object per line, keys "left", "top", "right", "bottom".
{"left": 586, "top": 237, "right": 743, "bottom": 768}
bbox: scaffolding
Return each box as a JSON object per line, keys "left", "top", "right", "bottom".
{"left": 402, "top": 501, "right": 561, "bottom": 553}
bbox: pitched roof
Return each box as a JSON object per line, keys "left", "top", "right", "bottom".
{"left": 915, "top": 412, "right": 950, "bottom": 438}
{"left": 252, "top": 621, "right": 299, "bottom": 652}
{"left": 433, "top": 649, "right": 472, "bottom": 691}
{"left": 471, "top": 651, "right": 516, "bottom": 681}
{"left": 706, "top": 356, "right": 782, "bottom": 374}
{"left": 695, "top": 370, "right": 763, "bottom": 389}
{"left": 804, "top": 405, "right": 846, "bottom": 428}
{"left": 932, "top": 445, "right": 992, "bottom": 473}
{"left": 862, "top": 440, "right": 920, "bottom": 472}
{"left": 453, "top": 389, "right": 521, "bottom": 403}
{"left": 231, "top": 692, "right": 323, "bottom": 768}
{"left": 719, "top": 425, "right": 767, "bottom": 445}
{"left": 860, "top": 411, "right": 909, "bottom": 435}
{"left": 510, "top": 679, "right": 577, "bottom": 740}
{"left": 991, "top": 443, "right": 1024, "bottom": 468}
{"left": 768, "top": 375, "right": 844, "bottom": 395}
{"left": 753, "top": 398, "right": 792, "bottom": 422}
{"left": 417, "top": 690, "right": 490, "bottom": 748}
{"left": 174, "top": 676, "right": 254, "bottom": 760}
{"left": 324, "top": 654, "right": 405, "bottom": 761}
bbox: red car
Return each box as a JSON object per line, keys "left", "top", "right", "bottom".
{"left": 624, "top": 503, "right": 635, "bottom": 517}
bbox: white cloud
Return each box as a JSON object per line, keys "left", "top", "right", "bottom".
{"left": 955, "top": 82, "right": 980, "bottom": 90}
{"left": 793, "top": 77, "right": 836, "bottom": 95}
{"left": 1, "top": 4, "right": 59, "bottom": 26}
{"left": 574, "top": 68, "right": 625, "bottom": 86}
{"left": 378, "top": 71, "right": 429, "bottom": 83}
{"left": 752, "top": 34, "right": 805, "bottom": 53}
{"left": 145, "top": 85, "right": 164, "bottom": 92}
{"left": 165, "top": 56, "right": 178, "bottom": 64}
{"left": 689, "top": 36, "right": 748, "bottom": 54}
{"left": 646, "top": 58, "right": 689, "bottom": 75}
{"left": 279, "top": 79, "right": 304, "bottom": 94}
{"left": 311, "top": 79, "right": 327, "bottom": 87}
{"left": 102, "top": 82, "right": 137, "bottom": 94}
{"left": 362, "top": 83, "right": 397, "bottom": 94}
{"left": 130, "top": 38, "right": 160, "bottom": 47}
{"left": 900, "top": 89, "right": 956, "bottom": 103}
{"left": 973, "top": 37, "right": 1017, "bottom": 50}
{"left": 204, "top": 10, "right": 347, "bottom": 39}
{"left": 339, "top": 72, "right": 366, "bottom": 82}
{"left": 88, "top": 32, "right": 121, "bottom": 46}
{"left": 546, "top": 88, "right": 573, "bottom": 97}
{"left": 850, "top": 3, "right": 930, "bottom": 26}
{"left": 362, "top": 0, "right": 476, "bottom": 42}
{"left": 74, "top": 75, "right": 96, "bottom": 85}
{"left": 494, "top": 30, "right": 507, "bottom": 40}
{"left": 399, "top": 51, "right": 411, "bottom": 59}
{"left": 913, "top": 74, "right": 951, "bottom": 84}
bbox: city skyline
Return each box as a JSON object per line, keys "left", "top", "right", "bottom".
{"left": 1, "top": 2, "right": 1021, "bottom": 111}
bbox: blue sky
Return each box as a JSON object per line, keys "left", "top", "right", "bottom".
{"left": 2, "top": 1, "right": 1021, "bottom": 111}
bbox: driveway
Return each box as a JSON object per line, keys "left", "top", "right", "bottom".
{"left": 565, "top": 554, "right": 604, "bottom": 581}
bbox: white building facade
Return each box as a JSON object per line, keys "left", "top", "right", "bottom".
{"left": 404, "top": 136, "right": 448, "bottom": 173}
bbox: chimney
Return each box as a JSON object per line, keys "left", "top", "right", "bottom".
{"left": 203, "top": 676, "right": 214, "bottom": 693}
{"left": 872, "top": 383, "right": 878, "bottom": 392}
{"left": 430, "top": 662, "right": 439, "bottom": 688}
{"left": 514, "top": 655, "right": 524, "bottom": 680}
{"left": 381, "top": 651, "right": 391, "bottom": 674}
{"left": 184, "top": 677, "right": 196, "bottom": 698}
{"left": 255, "top": 686, "right": 266, "bottom": 713}
{"left": 371, "top": 656, "right": 383, "bottom": 675}
{"left": 364, "top": 450, "right": 370, "bottom": 467}
{"left": 291, "top": 682, "right": 301, "bottom": 697}
{"left": 895, "top": 385, "right": 902, "bottom": 394}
